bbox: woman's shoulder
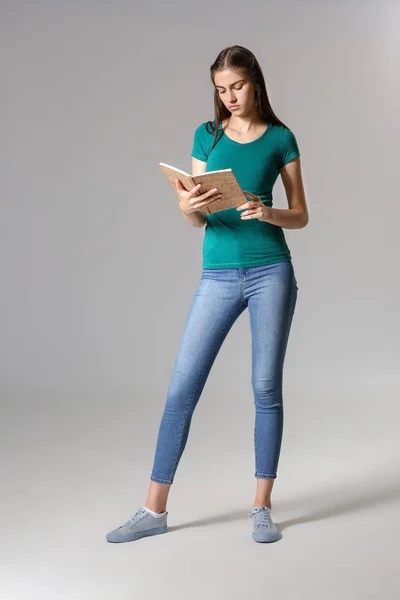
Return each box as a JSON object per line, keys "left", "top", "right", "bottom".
{"left": 194, "top": 120, "right": 219, "bottom": 134}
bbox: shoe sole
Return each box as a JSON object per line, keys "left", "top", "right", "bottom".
{"left": 107, "top": 525, "right": 167, "bottom": 543}
{"left": 252, "top": 531, "right": 282, "bottom": 543}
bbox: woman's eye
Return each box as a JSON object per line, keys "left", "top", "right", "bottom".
{"left": 218, "top": 86, "right": 243, "bottom": 94}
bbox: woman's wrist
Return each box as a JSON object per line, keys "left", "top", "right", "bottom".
{"left": 182, "top": 209, "right": 206, "bottom": 228}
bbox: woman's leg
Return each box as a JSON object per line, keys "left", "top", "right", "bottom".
{"left": 245, "top": 261, "right": 298, "bottom": 508}
{"left": 146, "top": 269, "right": 247, "bottom": 510}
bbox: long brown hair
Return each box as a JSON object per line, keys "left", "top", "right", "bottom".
{"left": 206, "top": 45, "right": 288, "bottom": 152}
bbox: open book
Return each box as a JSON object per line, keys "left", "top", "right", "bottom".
{"left": 159, "top": 162, "right": 250, "bottom": 214}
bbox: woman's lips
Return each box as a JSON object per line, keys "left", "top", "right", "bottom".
{"left": 229, "top": 105, "right": 240, "bottom": 110}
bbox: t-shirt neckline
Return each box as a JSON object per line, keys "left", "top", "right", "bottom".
{"left": 219, "top": 121, "right": 270, "bottom": 146}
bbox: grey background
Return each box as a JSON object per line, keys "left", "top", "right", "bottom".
{"left": 1, "top": 1, "right": 399, "bottom": 598}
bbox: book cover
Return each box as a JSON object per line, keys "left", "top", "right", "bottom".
{"left": 159, "top": 162, "right": 249, "bottom": 214}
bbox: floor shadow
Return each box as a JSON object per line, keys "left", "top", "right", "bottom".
{"left": 167, "top": 467, "right": 400, "bottom": 533}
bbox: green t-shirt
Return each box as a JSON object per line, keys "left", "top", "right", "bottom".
{"left": 191, "top": 121, "right": 300, "bottom": 269}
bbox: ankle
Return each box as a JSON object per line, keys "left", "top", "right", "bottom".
{"left": 253, "top": 501, "right": 272, "bottom": 510}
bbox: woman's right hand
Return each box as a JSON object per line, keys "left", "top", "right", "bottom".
{"left": 176, "top": 179, "right": 222, "bottom": 214}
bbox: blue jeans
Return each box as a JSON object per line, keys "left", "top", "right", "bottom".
{"left": 150, "top": 260, "right": 298, "bottom": 484}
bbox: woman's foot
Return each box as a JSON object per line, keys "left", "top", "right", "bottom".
{"left": 106, "top": 507, "right": 168, "bottom": 543}
{"left": 249, "top": 506, "right": 282, "bottom": 543}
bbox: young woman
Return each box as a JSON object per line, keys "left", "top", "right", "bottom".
{"left": 106, "top": 45, "right": 308, "bottom": 544}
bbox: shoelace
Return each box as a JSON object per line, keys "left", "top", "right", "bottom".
{"left": 127, "top": 508, "right": 148, "bottom": 524}
{"left": 248, "top": 506, "right": 273, "bottom": 528}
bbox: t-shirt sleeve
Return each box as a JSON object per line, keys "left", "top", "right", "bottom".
{"left": 191, "top": 123, "right": 209, "bottom": 162}
{"left": 279, "top": 127, "right": 300, "bottom": 168}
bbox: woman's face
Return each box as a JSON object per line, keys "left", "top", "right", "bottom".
{"left": 213, "top": 68, "right": 256, "bottom": 116}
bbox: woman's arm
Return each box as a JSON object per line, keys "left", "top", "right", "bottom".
{"left": 182, "top": 210, "right": 206, "bottom": 228}
{"left": 268, "top": 156, "right": 309, "bottom": 229}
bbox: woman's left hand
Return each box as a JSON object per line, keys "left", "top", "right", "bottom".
{"left": 236, "top": 191, "right": 272, "bottom": 222}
